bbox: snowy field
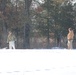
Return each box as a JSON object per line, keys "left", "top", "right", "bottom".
{"left": 0, "top": 49, "right": 76, "bottom": 75}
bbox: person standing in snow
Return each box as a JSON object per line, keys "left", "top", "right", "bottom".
{"left": 7, "top": 31, "right": 16, "bottom": 49}
{"left": 67, "top": 28, "right": 74, "bottom": 49}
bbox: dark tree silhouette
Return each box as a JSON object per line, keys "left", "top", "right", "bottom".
{"left": 24, "top": 0, "right": 32, "bottom": 48}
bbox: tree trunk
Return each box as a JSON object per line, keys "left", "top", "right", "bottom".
{"left": 24, "top": 0, "right": 32, "bottom": 48}
{"left": 1, "top": 0, "right": 7, "bottom": 47}
{"left": 47, "top": 18, "right": 50, "bottom": 48}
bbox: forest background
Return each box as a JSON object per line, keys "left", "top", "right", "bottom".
{"left": 0, "top": 0, "right": 76, "bottom": 49}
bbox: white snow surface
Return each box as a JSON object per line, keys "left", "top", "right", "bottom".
{"left": 0, "top": 49, "right": 76, "bottom": 75}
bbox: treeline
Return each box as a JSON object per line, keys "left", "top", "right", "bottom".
{"left": 0, "top": 0, "right": 76, "bottom": 49}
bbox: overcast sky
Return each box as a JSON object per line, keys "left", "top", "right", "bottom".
{"left": 71, "top": 0, "right": 76, "bottom": 4}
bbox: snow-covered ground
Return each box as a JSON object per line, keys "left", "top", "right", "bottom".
{"left": 0, "top": 49, "right": 76, "bottom": 75}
